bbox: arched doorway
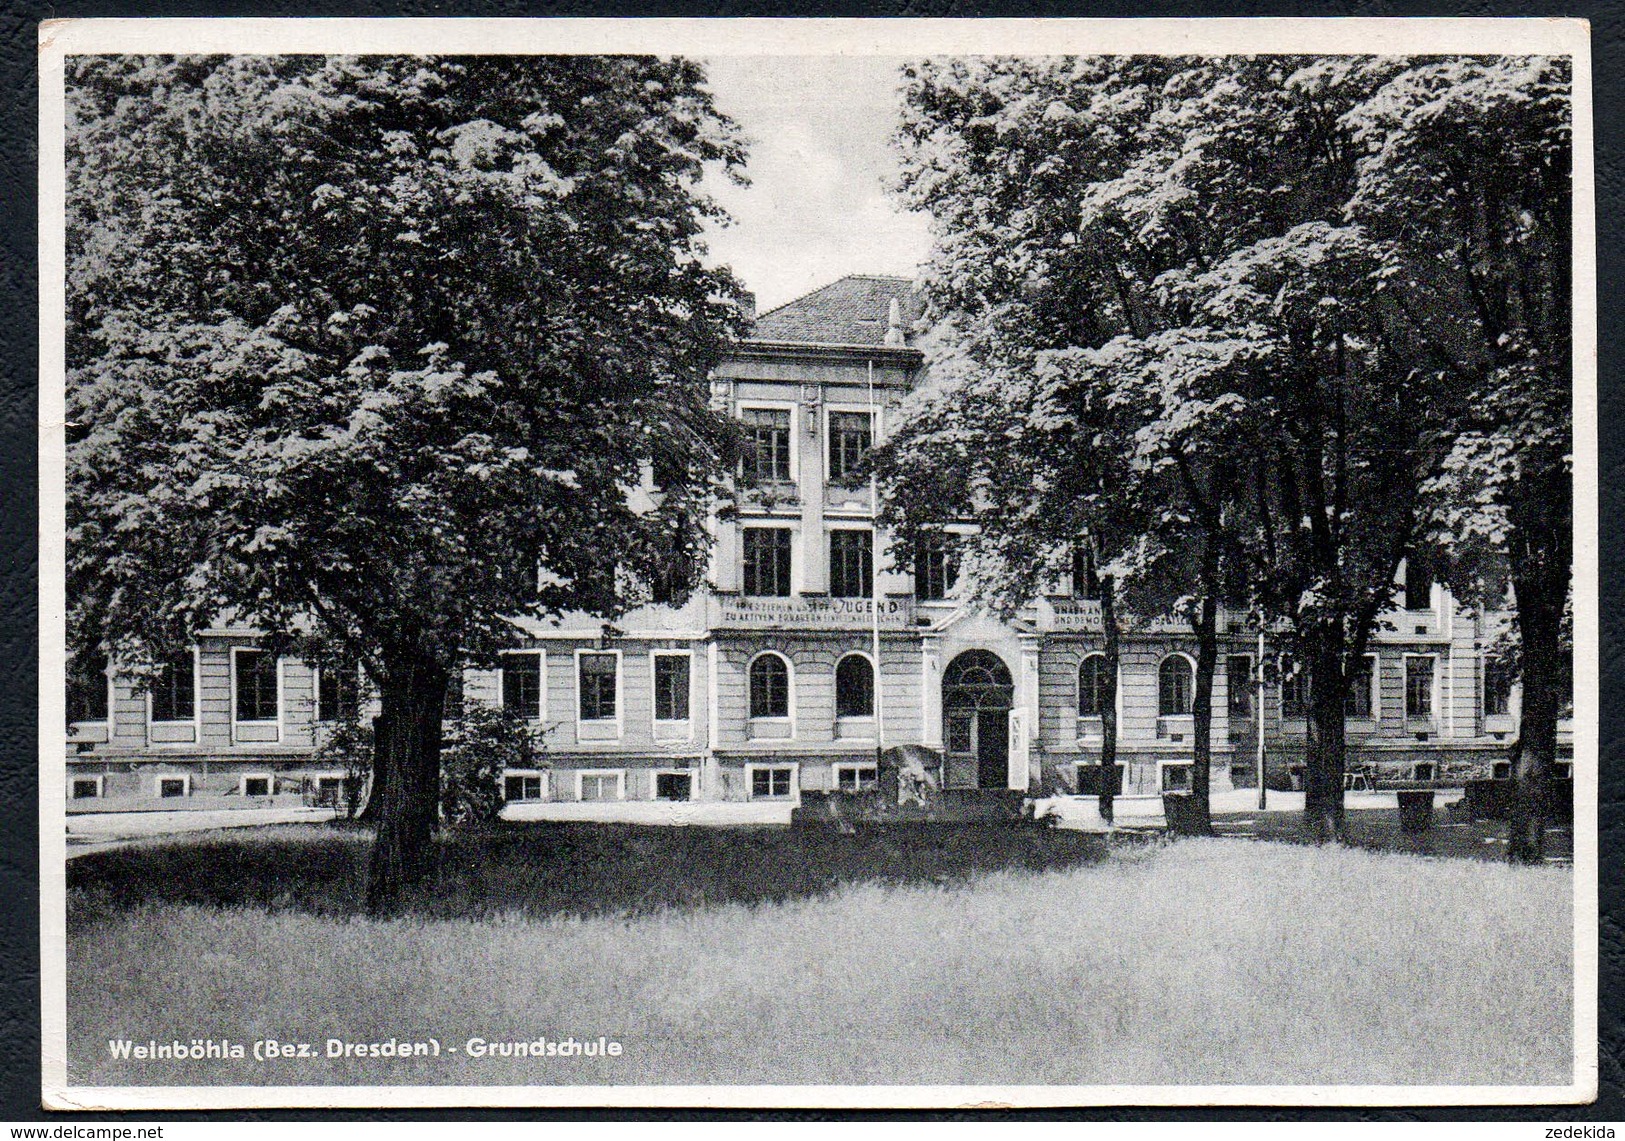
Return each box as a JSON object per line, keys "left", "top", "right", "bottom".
{"left": 943, "top": 650, "right": 1014, "bottom": 790}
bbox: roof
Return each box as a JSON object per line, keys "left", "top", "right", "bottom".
{"left": 748, "top": 275, "right": 924, "bottom": 349}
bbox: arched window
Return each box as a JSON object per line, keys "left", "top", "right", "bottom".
{"left": 1158, "top": 655, "right": 1193, "bottom": 716}
{"left": 942, "top": 650, "right": 1014, "bottom": 714}
{"left": 1078, "top": 654, "right": 1108, "bottom": 717}
{"left": 748, "top": 653, "right": 790, "bottom": 719}
{"left": 835, "top": 654, "right": 874, "bottom": 719}
{"left": 943, "top": 650, "right": 1011, "bottom": 689}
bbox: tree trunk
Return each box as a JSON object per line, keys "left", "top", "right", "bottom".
{"left": 1175, "top": 593, "right": 1218, "bottom": 836}
{"left": 365, "top": 651, "right": 450, "bottom": 915}
{"left": 355, "top": 723, "right": 390, "bottom": 824}
{"left": 1098, "top": 573, "right": 1119, "bottom": 824}
{"left": 1506, "top": 443, "right": 1571, "bottom": 865}
{"left": 1508, "top": 567, "right": 1565, "bottom": 863}
{"left": 1302, "top": 639, "right": 1348, "bottom": 842}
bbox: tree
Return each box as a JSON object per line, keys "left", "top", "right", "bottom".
{"left": 874, "top": 343, "right": 1139, "bottom": 822}
{"left": 66, "top": 55, "right": 746, "bottom": 910}
{"left": 1342, "top": 57, "right": 1573, "bottom": 861}
{"left": 883, "top": 56, "right": 1532, "bottom": 840}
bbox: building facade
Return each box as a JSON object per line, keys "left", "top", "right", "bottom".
{"left": 64, "top": 275, "right": 1570, "bottom": 811}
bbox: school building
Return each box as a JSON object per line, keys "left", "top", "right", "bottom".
{"left": 63, "top": 275, "right": 1570, "bottom": 811}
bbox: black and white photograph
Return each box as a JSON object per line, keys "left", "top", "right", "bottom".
{"left": 38, "top": 17, "right": 1597, "bottom": 1109}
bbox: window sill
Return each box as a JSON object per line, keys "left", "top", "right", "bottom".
{"left": 835, "top": 716, "right": 876, "bottom": 740}
{"left": 653, "top": 720, "right": 693, "bottom": 742}
{"left": 1156, "top": 715, "right": 1193, "bottom": 741}
{"left": 747, "top": 718, "right": 793, "bottom": 740}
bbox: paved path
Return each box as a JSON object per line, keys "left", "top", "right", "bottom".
{"left": 1037, "top": 787, "right": 1440, "bottom": 832}
{"left": 62, "top": 787, "right": 1441, "bottom": 854}
{"left": 502, "top": 800, "right": 796, "bottom": 827}
{"left": 65, "top": 806, "right": 333, "bottom": 858}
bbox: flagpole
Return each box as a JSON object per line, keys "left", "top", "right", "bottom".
{"left": 1257, "top": 609, "right": 1267, "bottom": 811}
{"left": 868, "top": 358, "right": 884, "bottom": 758}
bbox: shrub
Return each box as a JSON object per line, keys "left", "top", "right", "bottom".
{"left": 440, "top": 703, "right": 539, "bottom": 826}
{"left": 310, "top": 715, "right": 372, "bottom": 818}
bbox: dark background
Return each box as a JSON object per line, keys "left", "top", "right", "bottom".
{"left": 2, "top": 0, "right": 1617, "bottom": 1124}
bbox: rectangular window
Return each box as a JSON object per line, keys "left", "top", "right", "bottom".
{"left": 1279, "top": 656, "right": 1308, "bottom": 719}
{"left": 504, "top": 773, "right": 545, "bottom": 802}
{"left": 317, "top": 663, "right": 361, "bottom": 723}
{"left": 655, "top": 771, "right": 692, "bottom": 801}
{"left": 654, "top": 654, "right": 690, "bottom": 722}
{"left": 742, "top": 527, "right": 793, "bottom": 597}
{"left": 242, "top": 774, "right": 271, "bottom": 797}
{"left": 234, "top": 650, "right": 279, "bottom": 723}
{"left": 150, "top": 654, "right": 195, "bottom": 723}
{"left": 750, "top": 766, "right": 794, "bottom": 799}
{"left": 1406, "top": 656, "right": 1436, "bottom": 719}
{"left": 501, "top": 653, "right": 543, "bottom": 721}
{"left": 1345, "top": 655, "right": 1376, "bottom": 719}
{"left": 1227, "top": 655, "right": 1254, "bottom": 719}
{"left": 578, "top": 653, "right": 618, "bottom": 721}
{"left": 828, "top": 529, "right": 874, "bottom": 599}
{"left": 1161, "top": 763, "right": 1193, "bottom": 793}
{"left": 914, "top": 532, "right": 958, "bottom": 601}
{"left": 1076, "top": 763, "right": 1125, "bottom": 797}
{"left": 158, "top": 776, "right": 188, "bottom": 799}
{"left": 827, "top": 411, "right": 873, "bottom": 483}
{"left": 1484, "top": 657, "right": 1514, "bottom": 717}
{"left": 71, "top": 777, "right": 101, "bottom": 800}
{"left": 67, "top": 651, "right": 109, "bottom": 723}
{"left": 442, "top": 668, "right": 465, "bottom": 722}
{"left": 835, "top": 764, "right": 878, "bottom": 792}
{"left": 580, "top": 771, "right": 622, "bottom": 802}
{"left": 651, "top": 453, "right": 686, "bottom": 493}
{"left": 1404, "top": 555, "right": 1433, "bottom": 611}
{"left": 742, "top": 408, "right": 792, "bottom": 483}
{"left": 1071, "top": 544, "right": 1099, "bottom": 600}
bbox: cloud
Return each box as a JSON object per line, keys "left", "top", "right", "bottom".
{"left": 698, "top": 56, "right": 933, "bottom": 311}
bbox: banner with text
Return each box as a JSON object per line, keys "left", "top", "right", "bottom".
{"left": 713, "top": 595, "right": 915, "bottom": 630}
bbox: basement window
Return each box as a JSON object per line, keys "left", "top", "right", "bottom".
{"left": 504, "top": 772, "right": 546, "bottom": 802}
{"left": 1161, "top": 764, "right": 1193, "bottom": 793}
{"left": 750, "top": 766, "right": 795, "bottom": 800}
{"left": 834, "top": 764, "right": 878, "bottom": 792}
{"left": 655, "top": 771, "right": 693, "bottom": 801}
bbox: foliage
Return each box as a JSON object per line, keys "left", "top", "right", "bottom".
{"left": 440, "top": 703, "right": 539, "bottom": 827}
{"left": 310, "top": 713, "right": 373, "bottom": 819}
{"left": 879, "top": 55, "right": 1571, "bottom": 837}
{"left": 64, "top": 54, "right": 750, "bottom": 900}
{"left": 66, "top": 55, "right": 747, "bottom": 675}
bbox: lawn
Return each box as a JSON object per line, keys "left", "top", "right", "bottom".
{"left": 65, "top": 824, "right": 1574, "bottom": 1089}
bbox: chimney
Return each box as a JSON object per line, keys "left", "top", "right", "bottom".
{"left": 884, "top": 297, "right": 905, "bottom": 346}
{"left": 738, "top": 291, "right": 757, "bottom": 324}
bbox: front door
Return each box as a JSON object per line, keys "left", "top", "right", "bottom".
{"left": 944, "top": 711, "right": 977, "bottom": 789}
{"left": 943, "top": 650, "right": 1016, "bottom": 791}
{"left": 976, "top": 709, "right": 1010, "bottom": 789}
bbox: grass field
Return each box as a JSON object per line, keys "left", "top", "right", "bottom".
{"left": 65, "top": 824, "right": 1574, "bottom": 1089}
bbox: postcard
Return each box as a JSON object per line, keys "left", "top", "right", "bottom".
{"left": 38, "top": 16, "right": 1597, "bottom": 1109}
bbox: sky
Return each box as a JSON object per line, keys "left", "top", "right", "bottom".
{"left": 697, "top": 56, "right": 935, "bottom": 314}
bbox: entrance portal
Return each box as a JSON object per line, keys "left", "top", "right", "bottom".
{"left": 942, "top": 650, "right": 1014, "bottom": 790}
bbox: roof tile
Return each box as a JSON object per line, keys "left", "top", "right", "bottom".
{"left": 748, "top": 275, "right": 923, "bottom": 348}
